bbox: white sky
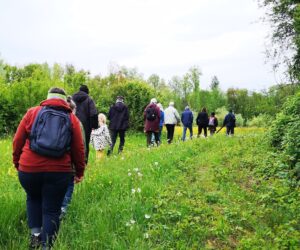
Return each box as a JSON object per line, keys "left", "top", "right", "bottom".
{"left": 0, "top": 0, "right": 285, "bottom": 91}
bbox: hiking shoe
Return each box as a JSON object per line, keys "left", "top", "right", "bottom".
{"left": 29, "top": 234, "right": 41, "bottom": 249}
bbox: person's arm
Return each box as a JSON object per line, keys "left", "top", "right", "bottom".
{"left": 12, "top": 111, "right": 30, "bottom": 170}
{"left": 70, "top": 115, "right": 86, "bottom": 180}
{"left": 89, "top": 98, "right": 98, "bottom": 129}
{"left": 175, "top": 109, "right": 180, "bottom": 124}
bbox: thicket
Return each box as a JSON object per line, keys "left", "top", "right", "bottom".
{"left": 0, "top": 60, "right": 299, "bottom": 135}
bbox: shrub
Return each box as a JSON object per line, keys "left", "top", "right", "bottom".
{"left": 216, "top": 106, "right": 244, "bottom": 127}
{"left": 248, "top": 114, "right": 274, "bottom": 127}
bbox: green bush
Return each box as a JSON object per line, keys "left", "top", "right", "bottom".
{"left": 248, "top": 114, "right": 274, "bottom": 127}
{"left": 268, "top": 92, "right": 300, "bottom": 177}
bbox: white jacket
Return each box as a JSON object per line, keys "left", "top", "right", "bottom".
{"left": 164, "top": 106, "right": 180, "bottom": 125}
{"left": 90, "top": 124, "right": 112, "bottom": 150}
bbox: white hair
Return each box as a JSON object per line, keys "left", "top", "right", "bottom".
{"left": 150, "top": 98, "right": 157, "bottom": 104}
{"left": 98, "top": 113, "right": 107, "bottom": 124}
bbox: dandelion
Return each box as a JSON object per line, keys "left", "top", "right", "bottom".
{"left": 137, "top": 172, "right": 143, "bottom": 177}
{"left": 131, "top": 188, "right": 136, "bottom": 194}
{"left": 133, "top": 168, "right": 139, "bottom": 172}
{"left": 145, "top": 214, "right": 151, "bottom": 219}
{"left": 128, "top": 172, "right": 132, "bottom": 176}
{"left": 137, "top": 187, "right": 141, "bottom": 193}
{"left": 144, "top": 233, "right": 149, "bottom": 239}
{"left": 130, "top": 219, "right": 136, "bottom": 224}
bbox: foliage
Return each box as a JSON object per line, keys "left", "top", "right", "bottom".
{"left": 216, "top": 106, "right": 244, "bottom": 127}
{"left": 248, "top": 114, "right": 274, "bottom": 127}
{"left": 268, "top": 91, "right": 300, "bottom": 178}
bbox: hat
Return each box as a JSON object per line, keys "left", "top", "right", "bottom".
{"left": 150, "top": 98, "right": 157, "bottom": 104}
{"left": 79, "top": 85, "right": 89, "bottom": 94}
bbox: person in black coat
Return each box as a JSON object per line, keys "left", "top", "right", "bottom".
{"left": 223, "top": 109, "right": 236, "bottom": 136}
{"left": 72, "top": 85, "right": 98, "bottom": 162}
{"left": 108, "top": 96, "right": 129, "bottom": 154}
{"left": 196, "top": 107, "right": 209, "bottom": 137}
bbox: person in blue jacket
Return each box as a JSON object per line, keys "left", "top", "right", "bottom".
{"left": 223, "top": 109, "right": 236, "bottom": 136}
{"left": 181, "top": 106, "right": 193, "bottom": 141}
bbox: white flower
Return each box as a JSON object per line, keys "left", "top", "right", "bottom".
{"left": 121, "top": 157, "right": 125, "bottom": 160}
{"left": 130, "top": 219, "right": 136, "bottom": 224}
{"left": 133, "top": 168, "right": 139, "bottom": 172}
{"left": 144, "top": 214, "right": 151, "bottom": 219}
{"left": 128, "top": 172, "right": 132, "bottom": 176}
{"left": 154, "top": 162, "right": 158, "bottom": 166}
{"left": 144, "top": 233, "right": 149, "bottom": 239}
{"left": 131, "top": 188, "right": 136, "bottom": 194}
{"left": 125, "top": 222, "right": 131, "bottom": 227}
{"left": 137, "top": 188, "right": 141, "bottom": 193}
{"left": 137, "top": 172, "right": 143, "bottom": 177}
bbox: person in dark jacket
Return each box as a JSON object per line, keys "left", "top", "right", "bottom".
{"left": 223, "top": 109, "right": 236, "bottom": 136}
{"left": 108, "top": 96, "right": 129, "bottom": 154}
{"left": 181, "top": 106, "right": 193, "bottom": 141}
{"left": 13, "top": 87, "right": 85, "bottom": 249}
{"left": 144, "top": 98, "right": 161, "bottom": 147}
{"left": 196, "top": 107, "right": 209, "bottom": 137}
{"left": 72, "top": 85, "right": 98, "bottom": 163}
{"left": 208, "top": 112, "right": 218, "bottom": 136}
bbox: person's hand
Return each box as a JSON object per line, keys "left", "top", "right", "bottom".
{"left": 74, "top": 176, "right": 84, "bottom": 184}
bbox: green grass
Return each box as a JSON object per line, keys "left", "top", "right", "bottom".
{"left": 1, "top": 128, "right": 300, "bottom": 249}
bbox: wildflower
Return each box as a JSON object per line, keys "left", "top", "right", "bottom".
{"left": 137, "top": 187, "right": 141, "bottom": 193}
{"left": 137, "top": 172, "right": 143, "bottom": 177}
{"left": 144, "top": 233, "right": 149, "bottom": 239}
{"left": 130, "top": 219, "right": 136, "bottom": 224}
{"left": 154, "top": 162, "right": 158, "bottom": 166}
{"left": 125, "top": 222, "right": 131, "bottom": 227}
{"left": 133, "top": 168, "right": 139, "bottom": 172}
{"left": 128, "top": 172, "right": 132, "bottom": 176}
{"left": 131, "top": 188, "right": 136, "bottom": 194}
{"left": 145, "top": 214, "right": 151, "bottom": 219}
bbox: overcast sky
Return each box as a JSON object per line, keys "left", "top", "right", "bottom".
{"left": 0, "top": 0, "right": 285, "bottom": 91}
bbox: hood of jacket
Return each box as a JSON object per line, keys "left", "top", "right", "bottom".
{"left": 73, "top": 91, "right": 89, "bottom": 103}
{"left": 114, "top": 102, "right": 126, "bottom": 112}
{"left": 40, "top": 98, "right": 72, "bottom": 112}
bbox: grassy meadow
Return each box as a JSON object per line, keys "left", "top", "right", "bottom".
{"left": 1, "top": 127, "right": 300, "bottom": 249}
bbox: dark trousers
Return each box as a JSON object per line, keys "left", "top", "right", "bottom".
{"left": 226, "top": 126, "right": 235, "bottom": 135}
{"left": 197, "top": 125, "right": 207, "bottom": 137}
{"left": 182, "top": 125, "right": 193, "bottom": 141}
{"left": 18, "top": 171, "right": 72, "bottom": 247}
{"left": 61, "top": 176, "right": 75, "bottom": 211}
{"left": 146, "top": 131, "right": 159, "bottom": 146}
{"left": 110, "top": 129, "right": 126, "bottom": 153}
{"left": 165, "top": 124, "right": 175, "bottom": 144}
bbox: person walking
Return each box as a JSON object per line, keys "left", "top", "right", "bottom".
{"left": 13, "top": 87, "right": 85, "bottom": 249}
{"left": 157, "top": 103, "right": 165, "bottom": 142}
{"left": 90, "top": 113, "right": 112, "bottom": 160}
{"left": 181, "top": 106, "right": 193, "bottom": 141}
{"left": 196, "top": 107, "right": 209, "bottom": 137}
{"left": 223, "top": 109, "right": 236, "bottom": 136}
{"left": 72, "top": 84, "right": 98, "bottom": 163}
{"left": 164, "top": 101, "right": 180, "bottom": 144}
{"left": 144, "top": 98, "right": 161, "bottom": 147}
{"left": 208, "top": 112, "right": 218, "bottom": 136}
{"left": 107, "top": 96, "right": 129, "bottom": 154}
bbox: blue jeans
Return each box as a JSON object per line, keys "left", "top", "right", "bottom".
{"left": 61, "top": 176, "right": 75, "bottom": 211}
{"left": 182, "top": 125, "right": 193, "bottom": 141}
{"left": 18, "top": 171, "right": 72, "bottom": 247}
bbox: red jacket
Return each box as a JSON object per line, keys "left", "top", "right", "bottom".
{"left": 144, "top": 103, "right": 161, "bottom": 132}
{"left": 13, "top": 98, "right": 86, "bottom": 178}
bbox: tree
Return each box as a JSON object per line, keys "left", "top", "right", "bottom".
{"left": 210, "top": 76, "right": 220, "bottom": 90}
{"left": 187, "top": 66, "right": 201, "bottom": 92}
{"left": 147, "top": 74, "right": 160, "bottom": 90}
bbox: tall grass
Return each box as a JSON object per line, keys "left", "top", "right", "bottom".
{"left": 1, "top": 128, "right": 299, "bottom": 249}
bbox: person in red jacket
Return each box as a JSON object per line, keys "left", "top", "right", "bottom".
{"left": 144, "top": 98, "right": 161, "bottom": 147}
{"left": 13, "top": 87, "right": 85, "bottom": 249}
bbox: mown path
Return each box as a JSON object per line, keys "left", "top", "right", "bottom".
{"left": 1, "top": 129, "right": 300, "bottom": 249}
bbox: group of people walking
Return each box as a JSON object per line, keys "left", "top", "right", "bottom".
{"left": 12, "top": 85, "right": 235, "bottom": 249}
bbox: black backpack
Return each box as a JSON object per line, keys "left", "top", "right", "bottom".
{"left": 30, "top": 106, "right": 72, "bottom": 158}
{"left": 146, "top": 106, "right": 157, "bottom": 121}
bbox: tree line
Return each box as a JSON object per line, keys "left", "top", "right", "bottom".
{"left": 0, "top": 60, "right": 299, "bottom": 135}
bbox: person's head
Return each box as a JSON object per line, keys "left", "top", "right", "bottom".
{"left": 116, "top": 96, "right": 124, "bottom": 103}
{"left": 201, "top": 107, "right": 207, "bottom": 113}
{"left": 79, "top": 84, "right": 89, "bottom": 94}
{"left": 67, "top": 96, "right": 76, "bottom": 113}
{"left": 98, "top": 113, "right": 107, "bottom": 124}
{"left": 150, "top": 98, "right": 157, "bottom": 104}
{"left": 211, "top": 112, "right": 215, "bottom": 116}
{"left": 185, "top": 105, "right": 189, "bottom": 110}
{"left": 47, "top": 87, "right": 67, "bottom": 101}
{"left": 157, "top": 103, "right": 163, "bottom": 111}
{"left": 169, "top": 101, "right": 174, "bottom": 107}
{"left": 229, "top": 109, "right": 233, "bottom": 113}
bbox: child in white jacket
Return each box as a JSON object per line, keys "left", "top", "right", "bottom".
{"left": 90, "top": 113, "right": 112, "bottom": 160}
